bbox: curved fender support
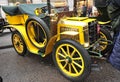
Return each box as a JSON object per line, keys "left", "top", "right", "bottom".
{"left": 44, "top": 31, "right": 80, "bottom": 56}
{"left": 45, "top": 35, "right": 58, "bottom": 56}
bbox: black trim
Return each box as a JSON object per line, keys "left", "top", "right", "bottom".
{"left": 0, "top": 45, "right": 13, "bottom": 49}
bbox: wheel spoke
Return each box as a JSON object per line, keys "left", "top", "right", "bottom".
{"left": 67, "top": 45, "right": 70, "bottom": 56}
{"left": 73, "top": 61, "right": 82, "bottom": 69}
{"left": 61, "top": 47, "right": 68, "bottom": 56}
{"left": 100, "top": 34, "right": 105, "bottom": 38}
{"left": 100, "top": 42, "right": 107, "bottom": 45}
{"left": 13, "top": 39, "right": 17, "bottom": 43}
{"left": 69, "top": 64, "right": 71, "bottom": 73}
{"left": 58, "top": 59, "right": 66, "bottom": 62}
{"left": 100, "top": 36, "right": 104, "bottom": 38}
{"left": 43, "top": 39, "right": 47, "bottom": 45}
{"left": 71, "top": 50, "right": 76, "bottom": 57}
{"left": 19, "top": 46, "right": 23, "bottom": 51}
{"left": 63, "top": 62, "right": 68, "bottom": 69}
{"left": 100, "top": 45, "right": 105, "bottom": 50}
{"left": 15, "top": 36, "right": 19, "bottom": 42}
{"left": 71, "top": 63, "right": 78, "bottom": 74}
{"left": 20, "top": 42, "right": 23, "bottom": 45}
{"left": 58, "top": 53, "right": 66, "bottom": 58}
{"left": 72, "top": 57, "right": 82, "bottom": 61}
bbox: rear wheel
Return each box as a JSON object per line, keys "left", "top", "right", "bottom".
{"left": 52, "top": 39, "right": 91, "bottom": 82}
{"left": 12, "top": 31, "right": 27, "bottom": 56}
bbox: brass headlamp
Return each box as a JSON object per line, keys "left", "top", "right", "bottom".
{"left": 50, "top": 9, "right": 58, "bottom": 21}
{"left": 34, "top": 8, "right": 43, "bottom": 16}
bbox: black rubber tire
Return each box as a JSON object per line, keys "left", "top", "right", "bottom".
{"left": 0, "top": 76, "right": 3, "bottom": 82}
{"left": 52, "top": 39, "right": 91, "bottom": 82}
{"left": 25, "top": 16, "right": 50, "bottom": 52}
{"left": 12, "top": 31, "right": 27, "bottom": 56}
{"left": 100, "top": 28, "right": 113, "bottom": 55}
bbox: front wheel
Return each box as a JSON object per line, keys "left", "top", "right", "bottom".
{"left": 52, "top": 39, "right": 91, "bottom": 82}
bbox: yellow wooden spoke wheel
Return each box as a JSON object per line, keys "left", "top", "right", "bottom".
{"left": 99, "top": 28, "right": 112, "bottom": 55}
{"left": 52, "top": 39, "right": 91, "bottom": 82}
{"left": 100, "top": 32, "right": 108, "bottom": 51}
{"left": 26, "top": 17, "right": 50, "bottom": 52}
{"left": 12, "top": 31, "right": 27, "bottom": 56}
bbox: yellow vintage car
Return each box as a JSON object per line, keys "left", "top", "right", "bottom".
{"left": 2, "top": 0, "right": 112, "bottom": 82}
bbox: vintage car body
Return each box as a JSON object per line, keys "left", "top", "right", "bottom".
{"left": 2, "top": 0, "right": 112, "bottom": 82}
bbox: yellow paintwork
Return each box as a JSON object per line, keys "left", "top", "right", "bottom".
{"left": 6, "top": 14, "right": 28, "bottom": 25}
{"left": 34, "top": 8, "right": 43, "bottom": 16}
{"left": 13, "top": 34, "right": 24, "bottom": 54}
{"left": 7, "top": 25, "right": 40, "bottom": 55}
{"left": 57, "top": 17, "right": 96, "bottom": 47}
{"left": 45, "top": 35, "right": 58, "bottom": 55}
{"left": 98, "top": 21, "right": 111, "bottom": 25}
{"left": 56, "top": 43, "right": 84, "bottom": 77}
{"left": 99, "top": 32, "right": 108, "bottom": 51}
{"left": 66, "top": 17, "right": 96, "bottom": 22}
{"left": 26, "top": 20, "right": 48, "bottom": 48}
{"left": 4, "top": 24, "right": 58, "bottom": 56}
{"left": 4, "top": 15, "right": 57, "bottom": 56}
{"left": 5, "top": 15, "right": 97, "bottom": 56}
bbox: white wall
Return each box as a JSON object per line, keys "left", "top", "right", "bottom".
{"left": 0, "top": 0, "right": 8, "bottom": 5}
{"left": 67, "top": 0, "right": 74, "bottom": 11}
{"left": 32, "top": 0, "right": 42, "bottom": 3}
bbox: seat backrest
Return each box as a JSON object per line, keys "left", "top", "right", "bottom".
{"left": 2, "top": 6, "right": 22, "bottom": 16}
{"left": 2, "top": 3, "right": 47, "bottom": 16}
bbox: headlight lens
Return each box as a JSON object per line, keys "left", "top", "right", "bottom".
{"left": 34, "top": 8, "right": 43, "bottom": 16}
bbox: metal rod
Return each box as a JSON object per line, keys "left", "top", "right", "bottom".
{"left": 47, "top": 0, "right": 51, "bottom": 14}
{"left": 74, "top": 0, "right": 77, "bottom": 14}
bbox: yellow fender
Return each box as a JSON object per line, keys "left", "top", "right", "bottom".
{"left": 6, "top": 25, "right": 40, "bottom": 55}
{"left": 45, "top": 35, "right": 58, "bottom": 56}
{"left": 98, "top": 21, "right": 111, "bottom": 25}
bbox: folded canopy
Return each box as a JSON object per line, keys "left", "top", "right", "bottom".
{"left": 2, "top": 4, "right": 47, "bottom": 16}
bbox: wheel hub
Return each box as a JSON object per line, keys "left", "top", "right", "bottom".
{"left": 16, "top": 42, "right": 20, "bottom": 46}
{"left": 66, "top": 56, "right": 72, "bottom": 63}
